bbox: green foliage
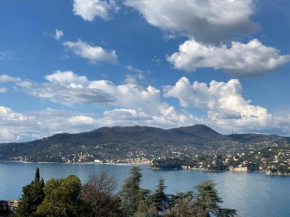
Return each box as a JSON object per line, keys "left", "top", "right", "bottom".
{"left": 149, "top": 178, "right": 168, "bottom": 212}
{"left": 34, "top": 175, "right": 89, "bottom": 217}
{"left": 194, "top": 181, "right": 222, "bottom": 215}
{"left": 12, "top": 167, "right": 237, "bottom": 217}
{"left": 1, "top": 125, "right": 287, "bottom": 163}
{"left": 35, "top": 168, "right": 40, "bottom": 182}
{"left": 276, "top": 165, "right": 290, "bottom": 174}
{"left": 12, "top": 168, "right": 45, "bottom": 217}
{"left": 152, "top": 158, "right": 183, "bottom": 170}
{"left": 134, "top": 200, "right": 158, "bottom": 217}
{"left": 118, "top": 167, "right": 150, "bottom": 216}
{"left": 194, "top": 181, "right": 236, "bottom": 217}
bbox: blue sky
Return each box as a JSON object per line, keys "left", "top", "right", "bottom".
{"left": 1, "top": 0, "right": 290, "bottom": 142}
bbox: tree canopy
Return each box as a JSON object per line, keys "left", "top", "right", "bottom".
{"left": 12, "top": 168, "right": 45, "bottom": 217}
{"left": 11, "top": 167, "right": 237, "bottom": 217}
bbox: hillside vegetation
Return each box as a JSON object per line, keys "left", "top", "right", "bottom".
{"left": 0, "top": 125, "right": 289, "bottom": 163}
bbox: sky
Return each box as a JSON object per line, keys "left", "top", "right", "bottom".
{"left": 1, "top": 0, "right": 290, "bottom": 142}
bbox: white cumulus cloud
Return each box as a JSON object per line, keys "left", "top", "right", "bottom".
{"left": 167, "top": 39, "right": 290, "bottom": 78}
{"left": 63, "top": 39, "right": 118, "bottom": 64}
{"left": 164, "top": 77, "right": 272, "bottom": 130}
{"left": 0, "top": 71, "right": 201, "bottom": 135}
{"left": 4, "top": 71, "right": 290, "bottom": 138}
{"left": 73, "top": 0, "right": 119, "bottom": 21}
{"left": 0, "top": 107, "right": 99, "bottom": 142}
{"left": 124, "top": 0, "right": 259, "bottom": 44}
{"left": 0, "top": 106, "right": 27, "bottom": 121}
{"left": 67, "top": 115, "right": 96, "bottom": 125}
{"left": 45, "top": 70, "right": 89, "bottom": 86}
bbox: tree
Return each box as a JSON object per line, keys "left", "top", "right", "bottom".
{"left": 12, "top": 168, "right": 45, "bottom": 217}
{"left": 81, "top": 171, "right": 122, "bottom": 217}
{"left": 118, "top": 167, "right": 150, "bottom": 216}
{"left": 134, "top": 200, "right": 158, "bottom": 217}
{"left": 168, "top": 191, "right": 195, "bottom": 217}
{"left": 193, "top": 181, "right": 236, "bottom": 217}
{"left": 35, "top": 167, "right": 40, "bottom": 182}
{"left": 149, "top": 178, "right": 168, "bottom": 212}
{"left": 12, "top": 168, "right": 238, "bottom": 217}
{"left": 165, "top": 181, "right": 236, "bottom": 217}
{"left": 34, "top": 175, "right": 89, "bottom": 217}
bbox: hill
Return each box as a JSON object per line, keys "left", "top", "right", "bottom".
{"left": 0, "top": 125, "right": 289, "bottom": 163}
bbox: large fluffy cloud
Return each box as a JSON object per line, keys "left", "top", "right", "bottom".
{"left": 73, "top": 0, "right": 119, "bottom": 21}
{"left": 0, "top": 71, "right": 201, "bottom": 142}
{"left": 0, "top": 107, "right": 99, "bottom": 143}
{"left": 0, "top": 105, "right": 200, "bottom": 143}
{"left": 167, "top": 39, "right": 290, "bottom": 78}
{"left": 71, "top": 0, "right": 289, "bottom": 78}
{"left": 101, "top": 107, "right": 199, "bottom": 128}
{"left": 26, "top": 71, "right": 115, "bottom": 105}
{"left": 20, "top": 70, "right": 161, "bottom": 109}
{"left": 164, "top": 77, "right": 272, "bottom": 130}
{"left": 124, "top": 0, "right": 259, "bottom": 44}
{"left": 3, "top": 71, "right": 290, "bottom": 141}
{"left": 0, "top": 71, "right": 200, "bottom": 135}
{"left": 88, "top": 80, "right": 163, "bottom": 115}
{"left": 122, "top": 0, "right": 289, "bottom": 78}
{"left": 63, "top": 39, "right": 118, "bottom": 64}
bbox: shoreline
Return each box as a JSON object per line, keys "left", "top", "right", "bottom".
{"left": 1, "top": 162, "right": 289, "bottom": 176}
{"left": 150, "top": 166, "right": 290, "bottom": 177}
{"left": 0, "top": 161, "right": 151, "bottom": 166}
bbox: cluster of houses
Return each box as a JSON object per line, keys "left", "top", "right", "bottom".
{"left": 179, "top": 146, "right": 290, "bottom": 175}
{"left": 94, "top": 158, "right": 152, "bottom": 165}
{"left": 229, "top": 165, "right": 248, "bottom": 172}
{"left": 0, "top": 200, "right": 18, "bottom": 216}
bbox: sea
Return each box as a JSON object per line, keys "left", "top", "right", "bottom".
{"left": 0, "top": 162, "right": 289, "bottom": 217}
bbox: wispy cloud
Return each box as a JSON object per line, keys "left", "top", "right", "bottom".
{"left": 126, "top": 65, "right": 144, "bottom": 73}
{"left": 52, "top": 29, "right": 64, "bottom": 40}
{"left": 0, "top": 87, "right": 7, "bottom": 93}
{"left": 0, "top": 51, "right": 17, "bottom": 60}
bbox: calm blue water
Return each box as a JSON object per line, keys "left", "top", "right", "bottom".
{"left": 0, "top": 162, "right": 289, "bottom": 217}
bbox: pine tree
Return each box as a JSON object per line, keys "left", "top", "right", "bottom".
{"left": 149, "top": 178, "right": 168, "bottom": 212}
{"left": 12, "top": 168, "right": 45, "bottom": 217}
{"left": 118, "top": 167, "right": 150, "bottom": 216}
{"left": 35, "top": 167, "right": 40, "bottom": 182}
{"left": 134, "top": 200, "right": 158, "bottom": 217}
{"left": 193, "top": 180, "right": 236, "bottom": 217}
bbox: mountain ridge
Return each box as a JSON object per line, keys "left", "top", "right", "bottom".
{"left": 0, "top": 124, "right": 289, "bottom": 163}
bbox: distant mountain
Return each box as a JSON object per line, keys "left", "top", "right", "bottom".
{"left": 0, "top": 125, "right": 289, "bottom": 163}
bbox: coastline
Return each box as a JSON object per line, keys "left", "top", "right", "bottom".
{"left": 1, "top": 161, "right": 289, "bottom": 176}
{"left": 0, "top": 161, "right": 151, "bottom": 166}
{"left": 150, "top": 166, "right": 290, "bottom": 177}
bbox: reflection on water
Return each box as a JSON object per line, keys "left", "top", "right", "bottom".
{"left": 0, "top": 162, "right": 289, "bottom": 217}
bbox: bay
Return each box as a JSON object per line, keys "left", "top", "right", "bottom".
{"left": 0, "top": 162, "right": 289, "bottom": 217}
